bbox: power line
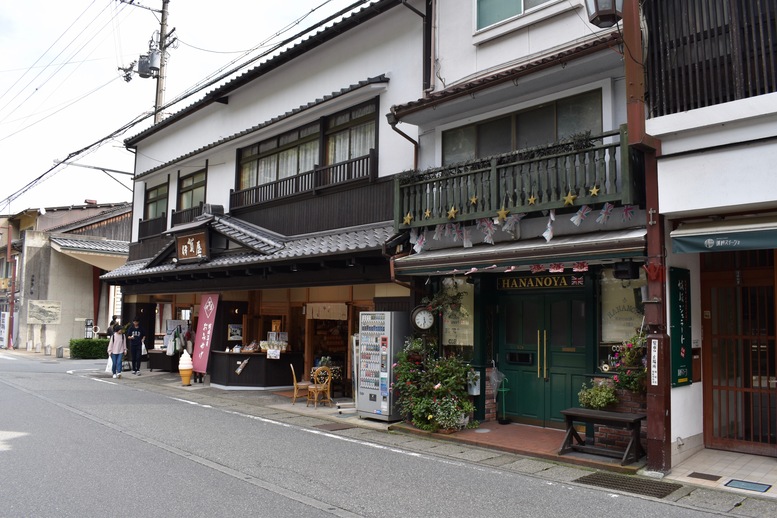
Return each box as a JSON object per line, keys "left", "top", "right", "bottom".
{"left": 1, "top": 0, "right": 375, "bottom": 212}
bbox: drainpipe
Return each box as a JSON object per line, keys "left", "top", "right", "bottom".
{"left": 387, "top": 112, "right": 419, "bottom": 170}
{"left": 621, "top": 0, "right": 670, "bottom": 474}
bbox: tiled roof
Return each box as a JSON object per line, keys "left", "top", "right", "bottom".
{"left": 390, "top": 32, "right": 621, "bottom": 119}
{"left": 125, "top": 0, "right": 398, "bottom": 147}
{"left": 45, "top": 203, "right": 132, "bottom": 233}
{"left": 102, "top": 217, "right": 393, "bottom": 280}
{"left": 50, "top": 236, "right": 129, "bottom": 255}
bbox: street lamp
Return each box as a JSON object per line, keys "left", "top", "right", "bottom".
{"left": 584, "top": 0, "right": 624, "bottom": 28}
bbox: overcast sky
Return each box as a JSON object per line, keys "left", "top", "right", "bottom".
{"left": 0, "top": 0, "right": 366, "bottom": 214}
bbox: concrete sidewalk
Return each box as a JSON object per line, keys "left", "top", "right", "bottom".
{"left": 7, "top": 348, "right": 777, "bottom": 517}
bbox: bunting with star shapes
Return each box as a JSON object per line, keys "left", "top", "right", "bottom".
{"left": 622, "top": 204, "right": 636, "bottom": 222}
{"left": 542, "top": 209, "right": 555, "bottom": 242}
{"left": 413, "top": 232, "right": 426, "bottom": 254}
{"left": 477, "top": 218, "right": 497, "bottom": 244}
{"left": 570, "top": 205, "right": 592, "bottom": 226}
{"left": 501, "top": 213, "right": 525, "bottom": 238}
{"left": 596, "top": 202, "right": 614, "bottom": 224}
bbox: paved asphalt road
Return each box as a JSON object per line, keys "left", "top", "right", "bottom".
{"left": 0, "top": 352, "right": 772, "bottom": 517}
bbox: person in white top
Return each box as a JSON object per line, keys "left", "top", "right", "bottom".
{"left": 107, "top": 325, "right": 128, "bottom": 379}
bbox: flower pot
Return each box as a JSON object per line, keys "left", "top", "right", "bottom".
{"left": 467, "top": 380, "right": 480, "bottom": 396}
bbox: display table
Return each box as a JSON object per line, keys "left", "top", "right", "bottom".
{"left": 148, "top": 349, "right": 180, "bottom": 372}
{"left": 210, "top": 351, "right": 303, "bottom": 390}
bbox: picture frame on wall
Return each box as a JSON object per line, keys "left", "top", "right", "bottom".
{"left": 228, "top": 324, "right": 243, "bottom": 341}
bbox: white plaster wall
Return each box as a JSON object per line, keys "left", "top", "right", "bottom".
{"left": 435, "top": 0, "right": 592, "bottom": 88}
{"left": 664, "top": 225, "right": 704, "bottom": 454}
{"left": 648, "top": 93, "right": 777, "bottom": 218}
{"left": 134, "top": 6, "right": 424, "bottom": 177}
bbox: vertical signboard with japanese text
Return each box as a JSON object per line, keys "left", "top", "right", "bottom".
{"left": 192, "top": 293, "right": 219, "bottom": 374}
{"left": 669, "top": 268, "right": 692, "bottom": 387}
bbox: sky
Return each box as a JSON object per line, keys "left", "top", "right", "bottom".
{"left": 0, "top": 0, "right": 366, "bottom": 214}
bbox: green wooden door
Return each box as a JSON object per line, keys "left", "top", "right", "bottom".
{"left": 498, "top": 293, "right": 589, "bottom": 428}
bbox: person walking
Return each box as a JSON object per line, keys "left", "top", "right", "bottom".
{"left": 107, "top": 315, "right": 120, "bottom": 337}
{"left": 107, "top": 325, "right": 127, "bottom": 379}
{"left": 127, "top": 318, "right": 146, "bottom": 375}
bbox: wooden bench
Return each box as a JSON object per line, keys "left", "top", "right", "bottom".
{"left": 558, "top": 407, "right": 646, "bottom": 466}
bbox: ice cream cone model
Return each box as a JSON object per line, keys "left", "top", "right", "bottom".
{"left": 179, "top": 350, "right": 194, "bottom": 386}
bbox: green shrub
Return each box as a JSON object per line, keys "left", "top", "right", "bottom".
{"left": 69, "top": 338, "right": 109, "bottom": 359}
{"left": 578, "top": 379, "right": 618, "bottom": 409}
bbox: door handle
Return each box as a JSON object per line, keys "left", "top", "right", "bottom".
{"left": 537, "top": 329, "right": 541, "bottom": 379}
{"left": 543, "top": 330, "right": 548, "bottom": 381}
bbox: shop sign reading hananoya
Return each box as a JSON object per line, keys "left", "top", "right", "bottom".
{"left": 497, "top": 274, "right": 585, "bottom": 290}
{"left": 176, "top": 231, "right": 209, "bottom": 263}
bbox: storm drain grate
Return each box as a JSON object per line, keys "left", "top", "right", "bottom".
{"left": 575, "top": 472, "right": 683, "bottom": 499}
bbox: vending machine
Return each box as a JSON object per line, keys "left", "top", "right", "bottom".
{"left": 356, "top": 311, "right": 410, "bottom": 421}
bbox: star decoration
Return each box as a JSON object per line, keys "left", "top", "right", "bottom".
{"left": 424, "top": 208, "right": 432, "bottom": 219}
{"left": 447, "top": 206, "right": 458, "bottom": 219}
{"left": 402, "top": 212, "right": 413, "bottom": 225}
{"left": 496, "top": 206, "right": 510, "bottom": 222}
{"left": 563, "top": 191, "right": 577, "bottom": 206}
{"left": 469, "top": 195, "right": 478, "bottom": 206}
{"left": 589, "top": 185, "right": 600, "bottom": 196}
{"left": 528, "top": 193, "right": 537, "bottom": 205}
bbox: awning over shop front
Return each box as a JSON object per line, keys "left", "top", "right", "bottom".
{"left": 50, "top": 235, "right": 129, "bottom": 271}
{"left": 394, "top": 228, "right": 646, "bottom": 276}
{"left": 671, "top": 216, "right": 777, "bottom": 254}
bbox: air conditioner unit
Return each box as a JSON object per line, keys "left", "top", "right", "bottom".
{"left": 612, "top": 261, "right": 640, "bottom": 280}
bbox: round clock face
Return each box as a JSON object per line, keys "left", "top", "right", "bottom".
{"left": 412, "top": 307, "right": 435, "bottom": 330}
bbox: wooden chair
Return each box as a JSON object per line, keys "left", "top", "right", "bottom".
{"left": 290, "top": 364, "right": 311, "bottom": 405}
{"left": 307, "top": 366, "right": 333, "bottom": 408}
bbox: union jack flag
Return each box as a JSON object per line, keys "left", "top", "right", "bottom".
{"left": 530, "top": 264, "right": 546, "bottom": 274}
{"left": 622, "top": 204, "right": 636, "bottom": 221}
{"left": 570, "top": 205, "right": 592, "bottom": 227}
{"left": 571, "top": 276, "right": 584, "bottom": 286}
{"left": 549, "top": 263, "right": 564, "bottom": 273}
{"left": 596, "top": 202, "right": 614, "bottom": 224}
{"left": 572, "top": 261, "right": 589, "bottom": 272}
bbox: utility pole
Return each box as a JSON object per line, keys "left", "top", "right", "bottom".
{"left": 118, "top": 0, "right": 174, "bottom": 123}
{"left": 154, "top": 0, "right": 170, "bottom": 123}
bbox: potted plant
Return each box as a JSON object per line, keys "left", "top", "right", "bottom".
{"left": 392, "top": 349, "right": 477, "bottom": 432}
{"left": 611, "top": 330, "right": 648, "bottom": 393}
{"left": 434, "top": 395, "right": 475, "bottom": 432}
{"left": 467, "top": 368, "right": 481, "bottom": 396}
{"left": 578, "top": 378, "right": 618, "bottom": 410}
{"left": 403, "top": 336, "right": 431, "bottom": 363}
{"left": 422, "top": 278, "right": 468, "bottom": 318}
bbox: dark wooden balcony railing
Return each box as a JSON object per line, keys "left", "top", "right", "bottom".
{"left": 395, "top": 127, "right": 634, "bottom": 231}
{"left": 645, "top": 0, "right": 777, "bottom": 117}
{"left": 230, "top": 149, "right": 377, "bottom": 210}
{"left": 171, "top": 203, "right": 204, "bottom": 227}
{"left": 138, "top": 212, "right": 167, "bottom": 240}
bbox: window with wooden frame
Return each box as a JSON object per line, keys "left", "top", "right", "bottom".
{"left": 178, "top": 170, "right": 206, "bottom": 210}
{"left": 144, "top": 183, "right": 168, "bottom": 220}
{"left": 325, "top": 100, "right": 376, "bottom": 165}
{"left": 238, "top": 122, "right": 320, "bottom": 191}
{"left": 441, "top": 89, "right": 602, "bottom": 165}
{"left": 236, "top": 98, "right": 378, "bottom": 191}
